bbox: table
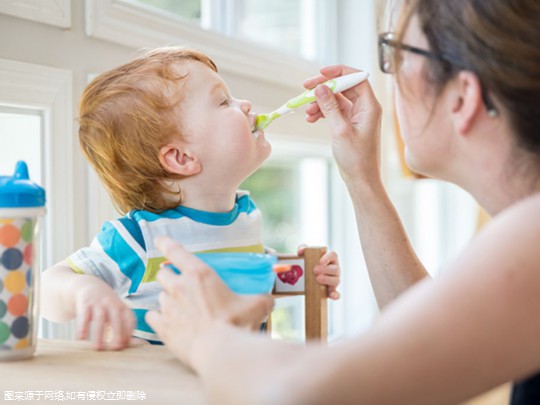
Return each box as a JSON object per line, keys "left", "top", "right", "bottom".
{"left": 0, "top": 339, "right": 206, "bottom": 403}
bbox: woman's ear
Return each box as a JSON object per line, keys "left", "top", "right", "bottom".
{"left": 159, "top": 142, "right": 201, "bottom": 176}
{"left": 450, "top": 71, "right": 484, "bottom": 135}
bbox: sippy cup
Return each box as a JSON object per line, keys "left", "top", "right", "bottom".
{"left": 0, "top": 161, "right": 46, "bottom": 361}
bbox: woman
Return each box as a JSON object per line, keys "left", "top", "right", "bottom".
{"left": 146, "top": 0, "right": 540, "bottom": 403}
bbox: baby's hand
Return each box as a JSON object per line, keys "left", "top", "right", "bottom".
{"left": 297, "top": 246, "right": 341, "bottom": 300}
{"left": 75, "top": 280, "right": 135, "bottom": 351}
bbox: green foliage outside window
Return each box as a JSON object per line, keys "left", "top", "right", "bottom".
{"left": 241, "top": 163, "right": 301, "bottom": 253}
{"left": 134, "top": 0, "right": 201, "bottom": 21}
{"left": 241, "top": 162, "right": 304, "bottom": 342}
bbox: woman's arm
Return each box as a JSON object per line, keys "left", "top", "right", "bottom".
{"left": 305, "top": 65, "right": 428, "bottom": 307}
{"left": 149, "top": 196, "right": 540, "bottom": 404}
{"left": 348, "top": 181, "right": 428, "bottom": 307}
{"left": 292, "top": 195, "right": 540, "bottom": 404}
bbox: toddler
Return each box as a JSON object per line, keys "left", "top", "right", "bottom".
{"left": 41, "top": 47, "right": 340, "bottom": 350}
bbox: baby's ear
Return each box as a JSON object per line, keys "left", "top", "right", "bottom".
{"left": 159, "top": 143, "right": 201, "bottom": 176}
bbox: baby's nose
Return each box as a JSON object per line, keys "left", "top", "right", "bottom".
{"left": 239, "top": 99, "right": 252, "bottom": 114}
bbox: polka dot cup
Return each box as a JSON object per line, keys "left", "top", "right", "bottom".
{"left": 0, "top": 161, "right": 45, "bottom": 361}
{"left": 0, "top": 216, "right": 42, "bottom": 360}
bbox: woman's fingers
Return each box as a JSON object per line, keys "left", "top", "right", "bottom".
{"left": 155, "top": 236, "right": 209, "bottom": 277}
{"left": 146, "top": 310, "right": 165, "bottom": 338}
{"left": 303, "top": 65, "right": 363, "bottom": 90}
{"left": 229, "top": 294, "right": 274, "bottom": 328}
{"left": 306, "top": 111, "right": 324, "bottom": 123}
{"left": 306, "top": 91, "right": 354, "bottom": 125}
{"left": 156, "top": 266, "right": 184, "bottom": 296}
{"left": 320, "top": 64, "right": 362, "bottom": 77}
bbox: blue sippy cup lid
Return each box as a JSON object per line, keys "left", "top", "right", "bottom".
{"left": 0, "top": 161, "right": 46, "bottom": 208}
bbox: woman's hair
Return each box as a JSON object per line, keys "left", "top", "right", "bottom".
{"left": 78, "top": 47, "right": 217, "bottom": 214}
{"left": 396, "top": 0, "right": 540, "bottom": 154}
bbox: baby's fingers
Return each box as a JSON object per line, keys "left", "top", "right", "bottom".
{"left": 76, "top": 305, "right": 92, "bottom": 340}
{"left": 319, "top": 250, "right": 339, "bottom": 266}
{"left": 328, "top": 290, "right": 341, "bottom": 300}
{"left": 316, "top": 273, "right": 340, "bottom": 288}
{"left": 315, "top": 264, "right": 339, "bottom": 277}
{"left": 91, "top": 307, "right": 107, "bottom": 351}
{"left": 109, "top": 307, "right": 135, "bottom": 350}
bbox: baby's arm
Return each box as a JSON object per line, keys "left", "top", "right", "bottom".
{"left": 41, "top": 261, "right": 135, "bottom": 350}
{"left": 298, "top": 247, "right": 341, "bottom": 300}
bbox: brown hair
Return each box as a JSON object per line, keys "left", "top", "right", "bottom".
{"left": 396, "top": 0, "right": 540, "bottom": 153}
{"left": 78, "top": 47, "right": 217, "bottom": 214}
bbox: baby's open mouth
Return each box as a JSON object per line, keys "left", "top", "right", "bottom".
{"left": 249, "top": 113, "right": 259, "bottom": 134}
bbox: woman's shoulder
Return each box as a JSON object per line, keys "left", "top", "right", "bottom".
{"left": 489, "top": 193, "right": 540, "bottom": 233}
{"left": 467, "top": 193, "right": 540, "bottom": 271}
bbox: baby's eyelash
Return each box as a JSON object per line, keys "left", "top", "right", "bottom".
{"left": 220, "top": 98, "right": 230, "bottom": 106}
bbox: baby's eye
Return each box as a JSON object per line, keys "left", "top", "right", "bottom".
{"left": 220, "top": 98, "right": 230, "bottom": 106}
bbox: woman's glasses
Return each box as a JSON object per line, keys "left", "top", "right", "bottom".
{"left": 378, "top": 32, "right": 451, "bottom": 74}
{"left": 378, "top": 32, "right": 497, "bottom": 116}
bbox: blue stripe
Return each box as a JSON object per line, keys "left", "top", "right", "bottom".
{"left": 132, "top": 308, "right": 155, "bottom": 334}
{"left": 238, "top": 194, "right": 257, "bottom": 215}
{"left": 131, "top": 195, "right": 258, "bottom": 226}
{"left": 119, "top": 216, "right": 146, "bottom": 251}
{"left": 131, "top": 209, "right": 184, "bottom": 222}
{"left": 97, "top": 222, "right": 146, "bottom": 294}
{"left": 176, "top": 204, "right": 239, "bottom": 226}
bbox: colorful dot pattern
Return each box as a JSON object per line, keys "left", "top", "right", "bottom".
{"left": 0, "top": 218, "right": 37, "bottom": 356}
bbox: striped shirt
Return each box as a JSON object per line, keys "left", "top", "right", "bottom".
{"left": 67, "top": 191, "right": 263, "bottom": 341}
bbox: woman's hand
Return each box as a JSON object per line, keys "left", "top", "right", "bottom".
{"left": 146, "top": 236, "right": 275, "bottom": 366}
{"left": 75, "top": 279, "right": 135, "bottom": 351}
{"left": 304, "top": 65, "right": 383, "bottom": 188}
{"left": 298, "top": 246, "right": 341, "bottom": 300}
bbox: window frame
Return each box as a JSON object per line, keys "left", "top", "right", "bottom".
{"left": 84, "top": 0, "right": 334, "bottom": 88}
{"left": 0, "top": 0, "right": 71, "bottom": 28}
{"left": 0, "top": 58, "right": 75, "bottom": 339}
{"left": 0, "top": 58, "right": 75, "bottom": 266}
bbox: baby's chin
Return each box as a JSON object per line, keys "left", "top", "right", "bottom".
{"left": 252, "top": 128, "right": 264, "bottom": 140}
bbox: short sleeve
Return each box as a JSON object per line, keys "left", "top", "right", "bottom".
{"left": 67, "top": 219, "right": 148, "bottom": 296}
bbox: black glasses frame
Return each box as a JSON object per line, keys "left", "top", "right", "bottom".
{"left": 378, "top": 32, "right": 453, "bottom": 74}
{"left": 378, "top": 32, "right": 497, "bottom": 115}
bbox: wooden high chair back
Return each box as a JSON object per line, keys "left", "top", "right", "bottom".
{"left": 269, "top": 247, "right": 328, "bottom": 342}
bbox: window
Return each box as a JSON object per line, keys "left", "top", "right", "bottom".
{"left": 234, "top": 0, "right": 309, "bottom": 59}
{"left": 0, "top": 109, "right": 43, "bottom": 184}
{"left": 85, "top": 0, "right": 334, "bottom": 88}
{"left": 411, "top": 180, "right": 478, "bottom": 276}
{"left": 132, "top": 0, "right": 201, "bottom": 22}
{"left": 241, "top": 150, "right": 335, "bottom": 342}
{"left": 129, "top": 0, "right": 330, "bottom": 62}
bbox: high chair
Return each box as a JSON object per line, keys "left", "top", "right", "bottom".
{"left": 268, "top": 246, "right": 328, "bottom": 343}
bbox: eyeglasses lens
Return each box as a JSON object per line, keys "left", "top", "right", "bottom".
{"left": 380, "top": 42, "right": 394, "bottom": 74}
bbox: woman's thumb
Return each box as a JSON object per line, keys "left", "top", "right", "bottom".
{"left": 315, "top": 85, "right": 347, "bottom": 131}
